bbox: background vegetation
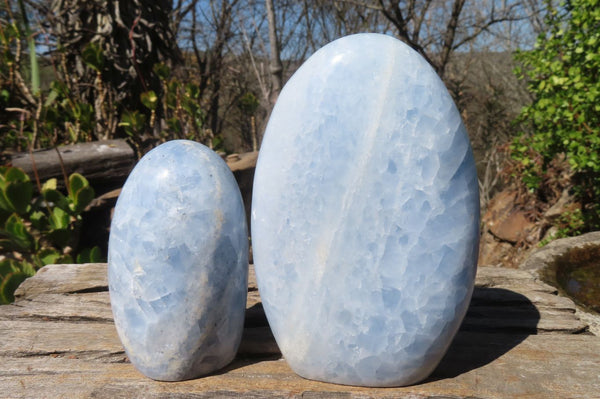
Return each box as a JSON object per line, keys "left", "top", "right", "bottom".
{"left": 510, "top": 0, "right": 600, "bottom": 239}
{"left": 1, "top": 0, "right": 599, "bottom": 289}
{"left": 2, "top": 1, "right": 545, "bottom": 155}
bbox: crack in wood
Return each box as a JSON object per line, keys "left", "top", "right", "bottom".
{"left": 66, "top": 286, "right": 109, "bottom": 294}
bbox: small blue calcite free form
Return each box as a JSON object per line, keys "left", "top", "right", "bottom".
{"left": 108, "top": 140, "right": 248, "bottom": 381}
{"left": 251, "top": 34, "right": 480, "bottom": 387}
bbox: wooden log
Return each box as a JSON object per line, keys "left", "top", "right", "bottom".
{"left": 226, "top": 152, "right": 258, "bottom": 236}
{"left": 10, "top": 139, "right": 135, "bottom": 192}
{"left": 1, "top": 264, "right": 599, "bottom": 398}
{"left": 0, "top": 333, "right": 599, "bottom": 398}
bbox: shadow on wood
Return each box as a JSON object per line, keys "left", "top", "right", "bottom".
{"left": 430, "top": 287, "right": 540, "bottom": 381}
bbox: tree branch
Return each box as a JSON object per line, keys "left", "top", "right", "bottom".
{"left": 438, "top": 0, "right": 467, "bottom": 79}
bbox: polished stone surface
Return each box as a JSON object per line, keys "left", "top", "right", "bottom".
{"left": 108, "top": 140, "right": 248, "bottom": 381}
{"left": 251, "top": 34, "right": 480, "bottom": 387}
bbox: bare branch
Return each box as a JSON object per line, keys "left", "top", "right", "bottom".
{"left": 438, "top": 0, "right": 467, "bottom": 78}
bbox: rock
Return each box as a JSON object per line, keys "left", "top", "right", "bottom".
{"left": 520, "top": 231, "right": 600, "bottom": 335}
{"left": 108, "top": 140, "right": 249, "bottom": 381}
{"left": 521, "top": 231, "right": 600, "bottom": 273}
{"left": 483, "top": 189, "right": 536, "bottom": 244}
{"left": 252, "top": 34, "right": 479, "bottom": 387}
{"left": 478, "top": 230, "right": 525, "bottom": 268}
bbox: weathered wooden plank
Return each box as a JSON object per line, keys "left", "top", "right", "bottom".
{"left": 226, "top": 152, "right": 258, "bottom": 173}
{"left": 475, "top": 267, "right": 558, "bottom": 294}
{"left": 11, "top": 263, "right": 551, "bottom": 297}
{"left": 0, "top": 292, "right": 113, "bottom": 322}
{"left": 1, "top": 263, "right": 599, "bottom": 398}
{"left": 14, "top": 263, "right": 108, "bottom": 299}
{"left": 471, "top": 287, "right": 578, "bottom": 312}
{"left": 15, "top": 262, "right": 255, "bottom": 299}
{"left": 10, "top": 139, "right": 135, "bottom": 191}
{"left": 0, "top": 319, "right": 123, "bottom": 359}
{"left": 462, "top": 313, "right": 588, "bottom": 334}
{"left": 0, "top": 333, "right": 598, "bottom": 398}
{"left": 0, "top": 318, "right": 278, "bottom": 360}
{"left": 7, "top": 263, "right": 592, "bottom": 337}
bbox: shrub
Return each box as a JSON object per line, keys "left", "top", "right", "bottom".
{"left": 0, "top": 166, "right": 101, "bottom": 303}
{"left": 511, "top": 0, "right": 600, "bottom": 236}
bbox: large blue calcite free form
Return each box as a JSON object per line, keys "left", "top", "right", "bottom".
{"left": 108, "top": 140, "right": 248, "bottom": 381}
{"left": 251, "top": 34, "right": 480, "bottom": 387}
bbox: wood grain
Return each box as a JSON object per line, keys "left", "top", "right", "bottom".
{"left": 10, "top": 139, "right": 135, "bottom": 191}
{"left": 0, "top": 263, "right": 598, "bottom": 398}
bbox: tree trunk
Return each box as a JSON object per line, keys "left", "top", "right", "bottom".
{"left": 266, "top": 0, "right": 283, "bottom": 105}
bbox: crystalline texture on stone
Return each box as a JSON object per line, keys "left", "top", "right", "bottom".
{"left": 251, "top": 34, "right": 480, "bottom": 386}
{"left": 108, "top": 140, "right": 248, "bottom": 381}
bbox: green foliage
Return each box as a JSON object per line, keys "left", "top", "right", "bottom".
{"left": 1, "top": 2, "right": 216, "bottom": 155}
{"left": 0, "top": 260, "right": 32, "bottom": 303}
{"left": 0, "top": 10, "right": 101, "bottom": 150}
{"left": 140, "top": 90, "right": 158, "bottom": 111}
{"left": 538, "top": 208, "right": 587, "bottom": 247}
{"left": 122, "top": 63, "right": 212, "bottom": 150}
{"left": 0, "top": 167, "right": 102, "bottom": 304}
{"left": 119, "top": 110, "right": 147, "bottom": 138}
{"left": 0, "top": 2, "right": 197, "bottom": 152}
{"left": 76, "top": 246, "right": 102, "bottom": 263}
{"left": 511, "top": 0, "right": 600, "bottom": 237}
{"left": 81, "top": 42, "right": 105, "bottom": 73}
{"left": 238, "top": 92, "right": 259, "bottom": 116}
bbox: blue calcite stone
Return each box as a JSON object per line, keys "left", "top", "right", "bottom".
{"left": 251, "top": 34, "right": 480, "bottom": 387}
{"left": 108, "top": 140, "right": 248, "bottom": 381}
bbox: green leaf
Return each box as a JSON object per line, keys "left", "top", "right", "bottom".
{"left": 43, "top": 189, "right": 70, "bottom": 212}
{"left": 4, "top": 180, "right": 33, "bottom": 214}
{"left": 119, "top": 110, "right": 146, "bottom": 136}
{"left": 4, "top": 167, "right": 29, "bottom": 183}
{"left": 37, "top": 248, "right": 62, "bottom": 266}
{"left": 41, "top": 178, "right": 57, "bottom": 192}
{"left": 0, "top": 89, "right": 9, "bottom": 103}
{"left": 76, "top": 246, "right": 103, "bottom": 263}
{"left": 49, "top": 207, "right": 70, "bottom": 230}
{"left": 46, "top": 228, "right": 71, "bottom": 248}
{"left": 29, "top": 210, "right": 47, "bottom": 230}
{"left": 141, "top": 91, "right": 158, "bottom": 110}
{"left": 0, "top": 259, "right": 19, "bottom": 278}
{"left": 73, "top": 186, "right": 95, "bottom": 213}
{"left": 68, "top": 173, "right": 88, "bottom": 200}
{"left": 0, "top": 271, "right": 29, "bottom": 304}
{"left": 89, "top": 246, "right": 102, "bottom": 262}
{"left": 60, "top": 254, "right": 74, "bottom": 264}
{"left": 153, "top": 63, "right": 170, "bottom": 80}
{"left": 20, "top": 261, "right": 36, "bottom": 276}
{"left": 44, "top": 88, "right": 59, "bottom": 107}
{"left": 0, "top": 189, "right": 13, "bottom": 213}
{"left": 3, "top": 214, "right": 35, "bottom": 251}
{"left": 81, "top": 42, "right": 104, "bottom": 72}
